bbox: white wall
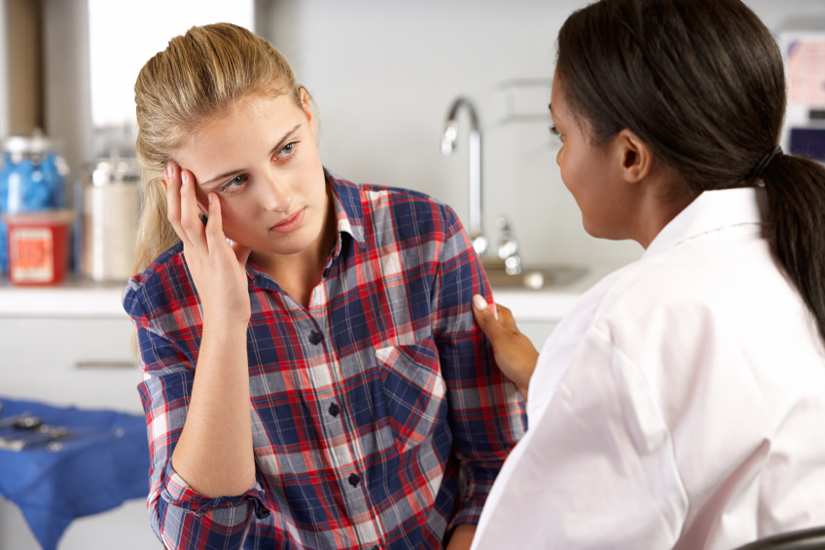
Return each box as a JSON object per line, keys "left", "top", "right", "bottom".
{"left": 259, "top": 0, "right": 825, "bottom": 268}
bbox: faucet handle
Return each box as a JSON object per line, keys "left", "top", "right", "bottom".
{"left": 496, "top": 216, "right": 519, "bottom": 259}
{"left": 472, "top": 233, "right": 489, "bottom": 256}
{"left": 495, "top": 215, "right": 523, "bottom": 275}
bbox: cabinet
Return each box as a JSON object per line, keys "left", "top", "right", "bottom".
{"left": 0, "top": 281, "right": 161, "bottom": 550}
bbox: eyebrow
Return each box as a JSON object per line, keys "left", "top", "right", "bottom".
{"left": 198, "top": 123, "right": 302, "bottom": 187}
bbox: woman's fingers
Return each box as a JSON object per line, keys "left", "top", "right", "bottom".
{"left": 164, "top": 162, "right": 190, "bottom": 246}
{"left": 472, "top": 295, "right": 507, "bottom": 343}
{"left": 472, "top": 295, "right": 539, "bottom": 401}
{"left": 203, "top": 192, "right": 252, "bottom": 267}
{"left": 179, "top": 169, "right": 207, "bottom": 250}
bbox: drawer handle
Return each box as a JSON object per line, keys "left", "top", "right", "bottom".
{"left": 74, "top": 360, "right": 137, "bottom": 370}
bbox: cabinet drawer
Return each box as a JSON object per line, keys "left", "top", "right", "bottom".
{"left": 0, "top": 317, "right": 144, "bottom": 414}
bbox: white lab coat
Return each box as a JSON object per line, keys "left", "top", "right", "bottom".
{"left": 472, "top": 188, "right": 825, "bottom": 550}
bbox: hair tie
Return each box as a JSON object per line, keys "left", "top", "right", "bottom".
{"left": 751, "top": 145, "right": 782, "bottom": 179}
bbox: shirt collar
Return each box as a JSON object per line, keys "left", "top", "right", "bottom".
{"left": 644, "top": 187, "right": 766, "bottom": 258}
{"left": 327, "top": 171, "right": 366, "bottom": 253}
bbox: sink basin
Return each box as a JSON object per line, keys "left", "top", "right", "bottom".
{"left": 483, "top": 261, "right": 587, "bottom": 290}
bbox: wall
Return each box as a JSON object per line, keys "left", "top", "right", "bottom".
{"left": 258, "top": 0, "right": 825, "bottom": 268}
{"left": 42, "top": 0, "right": 93, "bottom": 186}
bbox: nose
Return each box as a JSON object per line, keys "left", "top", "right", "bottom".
{"left": 260, "top": 173, "right": 294, "bottom": 212}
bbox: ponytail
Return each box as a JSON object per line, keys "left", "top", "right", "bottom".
{"left": 761, "top": 154, "right": 825, "bottom": 343}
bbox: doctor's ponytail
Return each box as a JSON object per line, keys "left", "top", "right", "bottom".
{"left": 757, "top": 152, "right": 825, "bottom": 343}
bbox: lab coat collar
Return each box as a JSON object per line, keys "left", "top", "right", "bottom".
{"left": 644, "top": 187, "right": 766, "bottom": 258}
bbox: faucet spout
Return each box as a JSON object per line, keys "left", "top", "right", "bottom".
{"left": 441, "top": 96, "right": 487, "bottom": 256}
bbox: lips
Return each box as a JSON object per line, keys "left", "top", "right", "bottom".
{"left": 270, "top": 207, "right": 306, "bottom": 234}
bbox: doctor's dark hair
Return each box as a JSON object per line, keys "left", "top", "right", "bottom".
{"left": 556, "top": 0, "right": 825, "bottom": 343}
{"left": 132, "top": 23, "right": 313, "bottom": 273}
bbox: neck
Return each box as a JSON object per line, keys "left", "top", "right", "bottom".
{"left": 634, "top": 175, "right": 694, "bottom": 249}
{"left": 252, "top": 184, "right": 337, "bottom": 307}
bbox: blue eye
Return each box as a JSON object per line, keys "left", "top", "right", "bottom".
{"left": 219, "top": 174, "right": 247, "bottom": 193}
{"left": 276, "top": 141, "right": 299, "bottom": 161}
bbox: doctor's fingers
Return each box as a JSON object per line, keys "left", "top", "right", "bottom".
{"left": 472, "top": 296, "right": 511, "bottom": 344}
{"left": 494, "top": 304, "right": 520, "bottom": 333}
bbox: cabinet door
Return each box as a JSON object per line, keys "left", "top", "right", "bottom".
{"left": 0, "top": 496, "right": 162, "bottom": 550}
{"left": 514, "top": 320, "right": 559, "bottom": 351}
{"left": 0, "top": 317, "right": 160, "bottom": 549}
{"left": 0, "top": 317, "right": 144, "bottom": 414}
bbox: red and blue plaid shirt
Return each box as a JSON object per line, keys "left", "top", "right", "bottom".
{"left": 123, "top": 173, "right": 525, "bottom": 550}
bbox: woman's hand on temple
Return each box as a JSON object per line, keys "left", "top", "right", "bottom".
{"left": 164, "top": 162, "right": 252, "bottom": 326}
{"left": 472, "top": 295, "right": 539, "bottom": 402}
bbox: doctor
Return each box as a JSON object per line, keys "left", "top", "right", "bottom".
{"left": 469, "top": 0, "right": 825, "bottom": 548}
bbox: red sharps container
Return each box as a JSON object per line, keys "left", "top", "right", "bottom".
{"left": 2, "top": 209, "right": 76, "bottom": 285}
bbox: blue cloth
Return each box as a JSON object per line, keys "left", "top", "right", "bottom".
{"left": 0, "top": 397, "right": 150, "bottom": 550}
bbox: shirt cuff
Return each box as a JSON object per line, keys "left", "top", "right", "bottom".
{"left": 449, "top": 466, "right": 498, "bottom": 529}
{"left": 160, "top": 462, "right": 270, "bottom": 519}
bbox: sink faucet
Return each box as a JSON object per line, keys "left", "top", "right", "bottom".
{"left": 441, "top": 96, "right": 488, "bottom": 256}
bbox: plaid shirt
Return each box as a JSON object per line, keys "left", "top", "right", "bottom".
{"left": 123, "top": 173, "right": 525, "bottom": 550}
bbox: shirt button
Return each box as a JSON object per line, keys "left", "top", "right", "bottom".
{"left": 348, "top": 473, "right": 361, "bottom": 487}
{"left": 309, "top": 331, "right": 323, "bottom": 345}
{"left": 329, "top": 403, "right": 341, "bottom": 417}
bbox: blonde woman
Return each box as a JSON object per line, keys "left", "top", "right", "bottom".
{"left": 123, "top": 23, "right": 524, "bottom": 550}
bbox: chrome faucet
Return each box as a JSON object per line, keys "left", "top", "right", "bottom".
{"left": 441, "top": 96, "right": 488, "bottom": 256}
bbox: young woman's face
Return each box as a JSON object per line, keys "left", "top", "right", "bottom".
{"left": 550, "top": 74, "right": 634, "bottom": 240}
{"left": 174, "top": 91, "right": 327, "bottom": 257}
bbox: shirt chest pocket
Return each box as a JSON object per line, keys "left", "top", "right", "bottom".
{"left": 375, "top": 339, "right": 446, "bottom": 455}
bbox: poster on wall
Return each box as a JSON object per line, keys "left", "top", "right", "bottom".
{"left": 784, "top": 33, "right": 825, "bottom": 107}
{"left": 780, "top": 32, "right": 825, "bottom": 162}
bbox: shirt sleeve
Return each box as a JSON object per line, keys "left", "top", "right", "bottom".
{"left": 428, "top": 204, "right": 526, "bottom": 528}
{"left": 123, "top": 279, "right": 271, "bottom": 550}
{"left": 472, "top": 325, "right": 688, "bottom": 550}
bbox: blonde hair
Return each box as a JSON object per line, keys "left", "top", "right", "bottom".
{"left": 132, "top": 23, "right": 307, "bottom": 273}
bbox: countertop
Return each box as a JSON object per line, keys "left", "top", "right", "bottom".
{"left": 0, "top": 261, "right": 623, "bottom": 320}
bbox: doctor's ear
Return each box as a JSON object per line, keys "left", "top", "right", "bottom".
{"left": 616, "top": 128, "right": 653, "bottom": 184}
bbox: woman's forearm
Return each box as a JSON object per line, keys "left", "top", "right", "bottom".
{"left": 171, "top": 319, "right": 255, "bottom": 497}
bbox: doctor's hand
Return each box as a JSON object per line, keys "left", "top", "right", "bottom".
{"left": 164, "top": 162, "right": 252, "bottom": 327}
{"left": 472, "top": 295, "right": 539, "bottom": 402}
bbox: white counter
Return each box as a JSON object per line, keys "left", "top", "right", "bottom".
{"left": 0, "top": 276, "right": 128, "bottom": 318}
{"left": 0, "top": 262, "right": 620, "bottom": 320}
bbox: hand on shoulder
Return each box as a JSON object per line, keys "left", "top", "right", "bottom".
{"left": 472, "top": 295, "right": 539, "bottom": 401}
